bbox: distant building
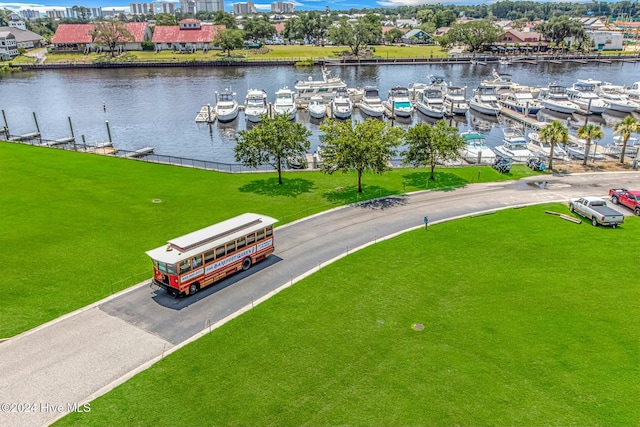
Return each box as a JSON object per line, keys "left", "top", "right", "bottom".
{"left": 65, "top": 7, "right": 103, "bottom": 19}
{"left": 271, "top": 2, "right": 294, "bottom": 13}
{"left": 131, "top": 1, "right": 176, "bottom": 14}
{"left": 158, "top": 2, "right": 176, "bottom": 13}
{"left": 587, "top": 30, "right": 623, "bottom": 50}
{"left": 51, "top": 22, "right": 151, "bottom": 52}
{"left": 0, "top": 26, "right": 45, "bottom": 49}
{"left": 152, "top": 19, "right": 224, "bottom": 52}
{"left": 102, "top": 9, "right": 126, "bottom": 18}
{"left": 401, "top": 28, "right": 432, "bottom": 44}
{"left": 0, "top": 31, "right": 18, "bottom": 60}
{"left": 179, "top": 0, "right": 223, "bottom": 14}
{"left": 233, "top": 2, "right": 256, "bottom": 15}
{"left": 19, "top": 10, "right": 40, "bottom": 21}
{"left": 46, "top": 10, "right": 66, "bottom": 20}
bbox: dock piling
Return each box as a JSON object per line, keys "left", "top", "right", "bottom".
{"left": 105, "top": 120, "right": 112, "bottom": 143}
{"left": 2, "top": 110, "right": 10, "bottom": 139}
{"left": 33, "top": 112, "right": 42, "bottom": 144}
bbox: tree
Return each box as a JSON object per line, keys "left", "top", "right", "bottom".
{"left": 243, "top": 16, "right": 276, "bottom": 40}
{"left": 448, "top": 20, "right": 504, "bottom": 52}
{"left": 385, "top": 28, "right": 405, "bottom": 44}
{"left": 299, "top": 11, "right": 330, "bottom": 44}
{"left": 403, "top": 121, "right": 464, "bottom": 181}
{"left": 539, "top": 120, "right": 569, "bottom": 170}
{"left": 613, "top": 115, "right": 639, "bottom": 164}
{"left": 91, "top": 20, "right": 134, "bottom": 57}
{"left": 328, "top": 13, "right": 382, "bottom": 57}
{"left": 535, "top": 15, "right": 586, "bottom": 45}
{"left": 577, "top": 123, "right": 603, "bottom": 166}
{"left": 155, "top": 13, "right": 177, "bottom": 26}
{"left": 72, "top": 5, "right": 91, "bottom": 22}
{"left": 234, "top": 114, "right": 311, "bottom": 185}
{"left": 283, "top": 16, "right": 303, "bottom": 41}
{"left": 319, "top": 119, "right": 403, "bottom": 193}
{"left": 212, "top": 10, "right": 237, "bottom": 29}
{"left": 213, "top": 29, "right": 245, "bottom": 56}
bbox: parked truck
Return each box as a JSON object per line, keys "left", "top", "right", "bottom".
{"left": 568, "top": 197, "right": 625, "bottom": 228}
{"left": 609, "top": 188, "right": 640, "bottom": 216}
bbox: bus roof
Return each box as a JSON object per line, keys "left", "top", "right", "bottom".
{"left": 145, "top": 213, "right": 277, "bottom": 264}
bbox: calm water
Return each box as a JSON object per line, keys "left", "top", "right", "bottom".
{"left": 1, "top": 61, "right": 639, "bottom": 162}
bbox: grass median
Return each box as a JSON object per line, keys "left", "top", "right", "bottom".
{"left": 56, "top": 204, "right": 639, "bottom": 426}
{"left": 0, "top": 141, "right": 537, "bottom": 337}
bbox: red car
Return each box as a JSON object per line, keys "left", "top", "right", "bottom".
{"left": 609, "top": 189, "right": 640, "bottom": 216}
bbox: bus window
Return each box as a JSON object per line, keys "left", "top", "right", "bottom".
{"left": 247, "top": 232, "right": 256, "bottom": 244}
{"left": 226, "top": 242, "right": 235, "bottom": 255}
{"left": 179, "top": 260, "right": 191, "bottom": 274}
{"left": 215, "top": 246, "right": 225, "bottom": 258}
{"left": 192, "top": 255, "right": 203, "bottom": 268}
{"left": 236, "top": 236, "right": 246, "bottom": 250}
{"left": 266, "top": 225, "right": 273, "bottom": 237}
{"left": 257, "top": 228, "right": 265, "bottom": 241}
{"left": 167, "top": 264, "right": 177, "bottom": 275}
{"left": 204, "top": 250, "right": 215, "bottom": 263}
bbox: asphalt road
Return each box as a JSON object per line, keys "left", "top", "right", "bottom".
{"left": 1, "top": 172, "right": 638, "bottom": 427}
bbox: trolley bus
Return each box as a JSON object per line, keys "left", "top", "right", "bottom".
{"left": 146, "top": 213, "right": 277, "bottom": 296}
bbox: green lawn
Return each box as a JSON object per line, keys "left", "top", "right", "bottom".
{"left": 56, "top": 204, "right": 640, "bottom": 426}
{"left": 0, "top": 142, "right": 538, "bottom": 338}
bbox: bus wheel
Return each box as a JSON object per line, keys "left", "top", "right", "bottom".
{"left": 189, "top": 283, "right": 199, "bottom": 295}
{"left": 242, "top": 257, "right": 252, "bottom": 271}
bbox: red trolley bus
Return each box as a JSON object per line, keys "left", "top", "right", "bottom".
{"left": 146, "top": 213, "right": 277, "bottom": 296}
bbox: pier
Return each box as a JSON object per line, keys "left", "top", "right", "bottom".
{"left": 125, "top": 146, "right": 155, "bottom": 158}
{"left": 499, "top": 107, "right": 547, "bottom": 130}
{"left": 8, "top": 132, "right": 41, "bottom": 142}
{"left": 195, "top": 104, "right": 216, "bottom": 123}
{"left": 45, "top": 136, "right": 75, "bottom": 146}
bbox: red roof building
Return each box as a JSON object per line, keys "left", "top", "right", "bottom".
{"left": 151, "top": 20, "right": 225, "bottom": 52}
{"left": 51, "top": 23, "right": 151, "bottom": 51}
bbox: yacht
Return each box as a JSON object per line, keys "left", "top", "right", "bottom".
{"left": 307, "top": 95, "right": 327, "bottom": 120}
{"left": 566, "top": 81, "right": 609, "bottom": 114}
{"left": 415, "top": 87, "right": 446, "bottom": 119}
{"left": 459, "top": 131, "right": 496, "bottom": 164}
{"left": 294, "top": 67, "right": 347, "bottom": 102}
{"left": 498, "top": 85, "right": 542, "bottom": 116}
{"left": 330, "top": 88, "right": 353, "bottom": 119}
{"left": 384, "top": 86, "right": 413, "bottom": 118}
{"left": 358, "top": 86, "right": 385, "bottom": 118}
{"left": 273, "top": 86, "right": 297, "bottom": 120}
{"left": 596, "top": 84, "right": 640, "bottom": 113}
{"left": 625, "top": 81, "right": 640, "bottom": 106}
{"left": 565, "top": 140, "right": 606, "bottom": 161}
{"left": 494, "top": 130, "right": 533, "bottom": 162}
{"left": 214, "top": 89, "right": 239, "bottom": 123}
{"left": 539, "top": 84, "right": 580, "bottom": 114}
{"left": 603, "top": 135, "right": 640, "bottom": 158}
{"left": 526, "top": 131, "right": 570, "bottom": 161}
{"left": 243, "top": 89, "right": 268, "bottom": 123}
{"left": 468, "top": 85, "right": 501, "bottom": 116}
{"left": 481, "top": 70, "right": 514, "bottom": 94}
{"left": 443, "top": 86, "right": 469, "bottom": 115}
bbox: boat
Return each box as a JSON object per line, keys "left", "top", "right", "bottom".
{"left": 358, "top": 86, "right": 386, "bottom": 118}
{"left": 498, "top": 85, "right": 543, "bottom": 116}
{"left": 415, "top": 87, "right": 446, "bottom": 119}
{"left": 294, "top": 67, "right": 347, "bottom": 102}
{"left": 603, "top": 135, "right": 640, "bottom": 158}
{"left": 468, "top": 85, "right": 501, "bottom": 116}
{"left": 538, "top": 84, "right": 580, "bottom": 114}
{"left": 596, "top": 84, "right": 640, "bottom": 113}
{"left": 566, "top": 81, "right": 609, "bottom": 114}
{"left": 481, "top": 70, "right": 514, "bottom": 94}
{"left": 307, "top": 95, "right": 327, "bottom": 120}
{"left": 624, "top": 81, "right": 640, "bottom": 106}
{"left": 195, "top": 104, "right": 215, "bottom": 123}
{"left": 459, "top": 130, "right": 496, "bottom": 164}
{"left": 526, "top": 131, "right": 570, "bottom": 161}
{"left": 384, "top": 86, "right": 413, "bottom": 118}
{"left": 565, "top": 139, "right": 606, "bottom": 161}
{"left": 214, "top": 89, "right": 239, "bottom": 123}
{"left": 493, "top": 129, "right": 533, "bottom": 162}
{"left": 443, "top": 86, "right": 469, "bottom": 116}
{"left": 330, "top": 88, "right": 353, "bottom": 119}
{"left": 244, "top": 89, "right": 268, "bottom": 123}
{"left": 273, "top": 86, "right": 297, "bottom": 120}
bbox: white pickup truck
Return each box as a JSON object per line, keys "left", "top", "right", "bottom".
{"left": 569, "top": 197, "right": 625, "bottom": 228}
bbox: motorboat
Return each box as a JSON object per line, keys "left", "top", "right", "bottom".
{"left": 384, "top": 86, "right": 413, "bottom": 118}
{"left": 330, "top": 88, "right": 353, "bottom": 119}
{"left": 468, "top": 85, "right": 501, "bottom": 116}
{"left": 294, "top": 67, "right": 347, "bottom": 102}
{"left": 213, "top": 89, "right": 239, "bottom": 122}
{"left": 566, "top": 81, "right": 609, "bottom": 114}
{"left": 625, "top": 81, "right": 640, "bottom": 106}
{"left": 526, "top": 131, "right": 570, "bottom": 161}
{"left": 498, "top": 85, "right": 543, "bottom": 116}
{"left": 415, "top": 87, "right": 446, "bottom": 119}
{"left": 565, "top": 139, "right": 606, "bottom": 161}
{"left": 358, "top": 86, "right": 385, "bottom": 118}
{"left": 603, "top": 135, "right": 640, "bottom": 158}
{"left": 493, "top": 129, "right": 533, "bottom": 162}
{"left": 443, "top": 86, "right": 469, "bottom": 115}
{"left": 481, "top": 69, "right": 514, "bottom": 94}
{"left": 244, "top": 88, "right": 268, "bottom": 123}
{"left": 273, "top": 86, "right": 296, "bottom": 120}
{"left": 459, "top": 130, "right": 496, "bottom": 164}
{"left": 538, "top": 84, "right": 580, "bottom": 114}
{"left": 596, "top": 84, "right": 640, "bottom": 113}
{"left": 307, "top": 95, "right": 327, "bottom": 120}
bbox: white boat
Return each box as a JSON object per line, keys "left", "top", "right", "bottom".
{"left": 494, "top": 130, "right": 533, "bottom": 162}
{"left": 481, "top": 70, "right": 514, "bottom": 94}
{"left": 603, "top": 135, "right": 640, "bottom": 158}
{"left": 384, "top": 86, "right": 413, "bottom": 118}
{"left": 214, "top": 89, "right": 239, "bottom": 123}
{"left": 565, "top": 140, "right": 606, "bottom": 161}
{"left": 294, "top": 67, "right": 347, "bottom": 102}
{"left": 358, "top": 86, "right": 385, "bottom": 118}
{"left": 566, "top": 81, "right": 609, "bottom": 114}
{"left": 273, "top": 86, "right": 296, "bottom": 120}
{"left": 459, "top": 131, "right": 496, "bottom": 164}
{"left": 415, "top": 87, "right": 446, "bottom": 119}
{"left": 596, "top": 84, "right": 640, "bottom": 113}
{"left": 498, "top": 85, "right": 543, "bottom": 116}
{"left": 468, "top": 85, "right": 501, "bottom": 116}
{"left": 624, "top": 81, "right": 640, "bottom": 107}
{"left": 244, "top": 88, "right": 268, "bottom": 123}
{"left": 330, "top": 88, "right": 353, "bottom": 119}
{"left": 443, "top": 86, "right": 469, "bottom": 116}
{"left": 526, "top": 131, "right": 570, "bottom": 161}
{"left": 539, "top": 85, "right": 580, "bottom": 114}
{"left": 307, "top": 95, "right": 327, "bottom": 120}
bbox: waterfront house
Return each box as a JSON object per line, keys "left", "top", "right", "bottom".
{"left": 51, "top": 22, "right": 151, "bottom": 52}
{"left": 0, "top": 26, "right": 44, "bottom": 50}
{"left": 151, "top": 19, "right": 224, "bottom": 52}
{"left": 0, "top": 31, "right": 19, "bottom": 60}
{"left": 401, "top": 29, "right": 432, "bottom": 44}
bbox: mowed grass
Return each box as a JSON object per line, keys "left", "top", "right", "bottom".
{"left": 0, "top": 142, "right": 537, "bottom": 337}
{"left": 57, "top": 205, "right": 640, "bottom": 426}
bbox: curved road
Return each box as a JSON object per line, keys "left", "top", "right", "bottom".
{"left": 0, "top": 172, "right": 638, "bottom": 427}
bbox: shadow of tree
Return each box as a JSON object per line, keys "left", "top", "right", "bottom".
{"left": 403, "top": 171, "right": 468, "bottom": 192}
{"left": 238, "top": 177, "right": 315, "bottom": 198}
{"left": 323, "top": 185, "right": 399, "bottom": 205}
{"left": 354, "top": 195, "right": 408, "bottom": 210}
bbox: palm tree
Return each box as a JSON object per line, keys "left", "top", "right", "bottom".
{"left": 539, "top": 120, "right": 569, "bottom": 170}
{"left": 613, "top": 115, "right": 639, "bottom": 164}
{"left": 577, "top": 123, "right": 604, "bottom": 166}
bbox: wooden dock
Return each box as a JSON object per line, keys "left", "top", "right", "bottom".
{"left": 499, "top": 107, "right": 547, "bottom": 130}
{"left": 8, "top": 132, "right": 40, "bottom": 142}
{"left": 46, "top": 136, "right": 75, "bottom": 146}
{"left": 125, "top": 146, "right": 154, "bottom": 158}
{"left": 195, "top": 104, "right": 216, "bottom": 123}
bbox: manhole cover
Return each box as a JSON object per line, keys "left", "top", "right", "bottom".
{"left": 412, "top": 323, "right": 424, "bottom": 331}
{"left": 152, "top": 199, "right": 162, "bottom": 203}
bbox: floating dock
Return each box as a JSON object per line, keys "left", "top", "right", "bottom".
{"left": 195, "top": 105, "right": 216, "bottom": 123}
{"left": 8, "top": 132, "right": 40, "bottom": 141}
{"left": 46, "top": 136, "right": 75, "bottom": 146}
{"left": 125, "top": 146, "right": 154, "bottom": 158}
{"left": 499, "top": 107, "right": 547, "bottom": 130}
